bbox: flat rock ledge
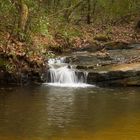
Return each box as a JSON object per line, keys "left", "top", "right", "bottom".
{"left": 86, "top": 63, "right": 140, "bottom": 87}
{"left": 87, "top": 70, "right": 140, "bottom": 86}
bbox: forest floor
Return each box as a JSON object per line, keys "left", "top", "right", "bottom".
{"left": 34, "top": 20, "right": 140, "bottom": 53}
{"left": 0, "top": 19, "right": 140, "bottom": 84}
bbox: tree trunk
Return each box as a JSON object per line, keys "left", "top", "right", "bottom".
{"left": 10, "top": 0, "right": 29, "bottom": 33}
{"left": 18, "top": 0, "right": 29, "bottom": 32}
{"left": 87, "top": 0, "right": 91, "bottom": 24}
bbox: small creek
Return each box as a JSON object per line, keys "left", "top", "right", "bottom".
{"left": 1, "top": 47, "right": 140, "bottom": 140}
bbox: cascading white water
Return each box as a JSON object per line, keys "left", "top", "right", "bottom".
{"left": 47, "top": 57, "right": 92, "bottom": 87}
{"left": 49, "top": 66, "right": 77, "bottom": 83}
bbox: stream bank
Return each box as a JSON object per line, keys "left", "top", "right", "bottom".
{"left": 0, "top": 39, "right": 48, "bottom": 85}
{"left": 1, "top": 42, "right": 140, "bottom": 87}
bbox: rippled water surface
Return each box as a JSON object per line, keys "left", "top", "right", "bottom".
{"left": 0, "top": 85, "right": 140, "bottom": 140}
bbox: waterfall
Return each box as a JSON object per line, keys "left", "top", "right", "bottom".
{"left": 47, "top": 57, "right": 92, "bottom": 87}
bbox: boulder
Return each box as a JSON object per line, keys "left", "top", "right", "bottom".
{"left": 94, "top": 34, "right": 111, "bottom": 42}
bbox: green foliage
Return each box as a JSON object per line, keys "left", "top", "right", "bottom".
{"left": 0, "top": 59, "right": 7, "bottom": 67}
{"left": 5, "top": 63, "right": 15, "bottom": 73}
{"left": 57, "top": 24, "right": 82, "bottom": 39}
{"left": 0, "top": 0, "right": 16, "bottom": 31}
{"left": 0, "top": 59, "right": 14, "bottom": 72}
{"left": 31, "top": 15, "right": 49, "bottom": 35}
{"left": 47, "top": 51, "right": 55, "bottom": 58}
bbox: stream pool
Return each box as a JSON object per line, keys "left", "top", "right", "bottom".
{"left": 0, "top": 85, "right": 140, "bottom": 140}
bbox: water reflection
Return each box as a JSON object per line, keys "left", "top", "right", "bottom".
{"left": 0, "top": 86, "right": 140, "bottom": 139}
{"left": 46, "top": 87, "right": 75, "bottom": 128}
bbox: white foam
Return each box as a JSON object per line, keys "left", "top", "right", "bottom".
{"left": 46, "top": 83, "right": 94, "bottom": 88}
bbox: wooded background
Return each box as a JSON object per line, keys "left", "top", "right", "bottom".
{"left": 0, "top": 0, "right": 140, "bottom": 40}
